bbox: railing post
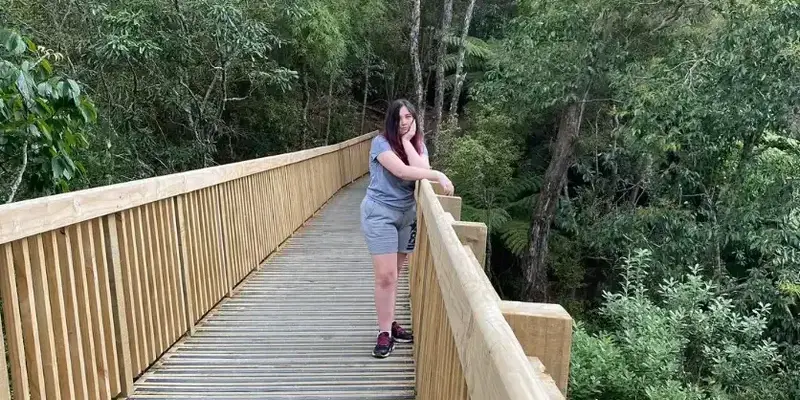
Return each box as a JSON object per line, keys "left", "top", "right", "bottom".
{"left": 436, "top": 194, "right": 461, "bottom": 221}
{"left": 0, "top": 308, "right": 10, "bottom": 399}
{"left": 103, "top": 215, "right": 134, "bottom": 397}
{"left": 528, "top": 357, "right": 567, "bottom": 399}
{"left": 213, "top": 185, "right": 231, "bottom": 297}
{"left": 452, "top": 222, "right": 486, "bottom": 268}
{"left": 444, "top": 191, "right": 571, "bottom": 398}
{"left": 173, "top": 196, "right": 196, "bottom": 335}
{"left": 501, "top": 300, "right": 572, "bottom": 397}
{"left": 412, "top": 189, "right": 470, "bottom": 400}
{"left": 436, "top": 195, "right": 462, "bottom": 221}
{"left": 0, "top": 244, "right": 30, "bottom": 399}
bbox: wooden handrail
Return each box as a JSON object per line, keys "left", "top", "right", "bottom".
{"left": 0, "top": 129, "right": 574, "bottom": 400}
{"left": 0, "top": 132, "right": 377, "bottom": 245}
{"left": 0, "top": 131, "right": 376, "bottom": 400}
{"left": 410, "top": 179, "right": 573, "bottom": 399}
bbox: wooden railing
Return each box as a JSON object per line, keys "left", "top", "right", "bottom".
{"left": 0, "top": 129, "right": 574, "bottom": 400}
{"left": 409, "top": 179, "right": 573, "bottom": 399}
{"left": 0, "top": 132, "right": 375, "bottom": 400}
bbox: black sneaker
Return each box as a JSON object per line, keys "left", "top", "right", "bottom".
{"left": 392, "top": 321, "right": 413, "bottom": 343}
{"left": 372, "top": 332, "right": 394, "bottom": 358}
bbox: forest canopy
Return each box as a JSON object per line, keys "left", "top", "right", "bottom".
{"left": 2, "top": 0, "right": 798, "bottom": 398}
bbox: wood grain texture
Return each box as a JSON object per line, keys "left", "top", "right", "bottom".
{"left": 0, "top": 132, "right": 377, "bottom": 244}
{"left": 452, "top": 221, "right": 487, "bottom": 269}
{"left": 415, "top": 179, "right": 561, "bottom": 399}
{"left": 0, "top": 133, "right": 575, "bottom": 400}
{"left": 128, "top": 178, "right": 415, "bottom": 399}
{"left": 0, "top": 244, "right": 29, "bottom": 399}
{"left": 104, "top": 215, "right": 134, "bottom": 397}
{"left": 502, "top": 301, "right": 572, "bottom": 395}
{"left": 42, "top": 231, "right": 76, "bottom": 400}
{"left": 13, "top": 239, "right": 48, "bottom": 399}
{"left": 436, "top": 195, "right": 462, "bottom": 221}
{"left": 527, "top": 357, "right": 565, "bottom": 399}
{"left": 0, "top": 135, "right": 374, "bottom": 400}
{"left": 0, "top": 304, "right": 9, "bottom": 400}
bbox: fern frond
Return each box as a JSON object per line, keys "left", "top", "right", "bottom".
{"left": 462, "top": 203, "right": 485, "bottom": 222}
{"left": 506, "top": 193, "right": 538, "bottom": 218}
{"left": 498, "top": 174, "right": 542, "bottom": 203}
{"left": 442, "top": 34, "right": 492, "bottom": 59}
{"left": 439, "top": 53, "right": 460, "bottom": 74}
{"left": 463, "top": 203, "right": 511, "bottom": 231}
{"left": 498, "top": 219, "right": 530, "bottom": 259}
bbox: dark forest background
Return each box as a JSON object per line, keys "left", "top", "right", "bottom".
{"left": 2, "top": 0, "right": 798, "bottom": 397}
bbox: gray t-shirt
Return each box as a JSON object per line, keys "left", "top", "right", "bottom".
{"left": 365, "top": 135, "right": 428, "bottom": 211}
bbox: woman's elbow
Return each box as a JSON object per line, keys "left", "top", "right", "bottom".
{"left": 396, "top": 168, "right": 413, "bottom": 181}
{"left": 396, "top": 166, "right": 422, "bottom": 181}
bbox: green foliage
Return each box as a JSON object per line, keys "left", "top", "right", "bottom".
{"left": 444, "top": 0, "right": 799, "bottom": 391}
{"left": 439, "top": 35, "right": 491, "bottom": 73}
{"left": 89, "top": 5, "right": 162, "bottom": 63}
{"left": 283, "top": 0, "right": 350, "bottom": 76}
{"left": 4, "top": 0, "right": 799, "bottom": 393}
{"left": 570, "top": 249, "right": 790, "bottom": 400}
{"left": 574, "top": 0, "right": 800, "bottom": 353}
{"left": 441, "top": 107, "right": 526, "bottom": 234}
{"left": 2, "top": 0, "right": 407, "bottom": 199}
{"left": 0, "top": 29, "right": 96, "bottom": 199}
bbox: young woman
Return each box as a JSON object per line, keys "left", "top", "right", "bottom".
{"left": 360, "top": 99, "right": 454, "bottom": 358}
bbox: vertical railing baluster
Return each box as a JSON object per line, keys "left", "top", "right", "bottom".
{"left": 102, "top": 214, "right": 134, "bottom": 397}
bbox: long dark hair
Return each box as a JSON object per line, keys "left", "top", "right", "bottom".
{"left": 383, "top": 99, "right": 424, "bottom": 165}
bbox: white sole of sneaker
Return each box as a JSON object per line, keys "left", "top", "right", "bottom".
{"left": 372, "top": 341, "right": 395, "bottom": 358}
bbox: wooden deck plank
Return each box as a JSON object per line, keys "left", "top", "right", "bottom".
{"left": 130, "top": 178, "right": 415, "bottom": 399}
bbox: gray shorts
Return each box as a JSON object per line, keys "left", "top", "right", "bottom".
{"left": 360, "top": 196, "right": 418, "bottom": 255}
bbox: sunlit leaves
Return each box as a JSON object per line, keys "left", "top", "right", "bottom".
{"left": 456, "top": 1, "right": 799, "bottom": 395}
{"left": 1, "top": 29, "right": 96, "bottom": 197}
{"left": 571, "top": 250, "right": 787, "bottom": 399}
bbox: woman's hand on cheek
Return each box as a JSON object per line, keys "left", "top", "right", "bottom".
{"left": 402, "top": 120, "right": 416, "bottom": 142}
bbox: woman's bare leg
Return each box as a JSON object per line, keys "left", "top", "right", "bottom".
{"left": 372, "top": 253, "right": 399, "bottom": 333}
{"left": 391, "top": 252, "right": 413, "bottom": 343}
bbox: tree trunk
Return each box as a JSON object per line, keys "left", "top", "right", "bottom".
{"left": 447, "top": 0, "right": 476, "bottom": 127}
{"left": 302, "top": 72, "right": 309, "bottom": 148}
{"left": 485, "top": 227, "right": 493, "bottom": 277}
{"left": 6, "top": 141, "right": 28, "bottom": 204}
{"left": 361, "top": 62, "right": 369, "bottom": 133}
{"left": 410, "top": 0, "right": 425, "bottom": 132}
{"left": 523, "top": 101, "right": 584, "bottom": 302}
{"left": 326, "top": 74, "right": 334, "bottom": 145}
{"left": 431, "top": 0, "right": 454, "bottom": 156}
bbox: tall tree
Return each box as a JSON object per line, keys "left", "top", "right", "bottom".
{"left": 447, "top": 0, "right": 477, "bottom": 127}
{"left": 431, "top": 0, "right": 454, "bottom": 155}
{"left": 473, "top": 0, "right": 715, "bottom": 302}
{"left": 410, "top": 0, "right": 425, "bottom": 132}
{"left": 524, "top": 96, "right": 586, "bottom": 301}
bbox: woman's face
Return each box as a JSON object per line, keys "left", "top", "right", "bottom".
{"left": 398, "top": 106, "right": 415, "bottom": 135}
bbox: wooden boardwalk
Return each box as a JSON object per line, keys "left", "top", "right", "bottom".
{"left": 129, "top": 177, "right": 416, "bottom": 399}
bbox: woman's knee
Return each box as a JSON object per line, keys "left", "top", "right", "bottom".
{"left": 373, "top": 254, "right": 399, "bottom": 289}
{"left": 376, "top": 268, "right": 398, "bottom": 289}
